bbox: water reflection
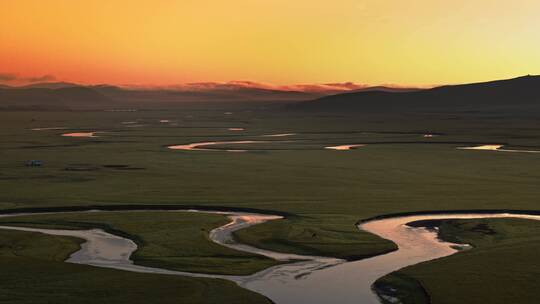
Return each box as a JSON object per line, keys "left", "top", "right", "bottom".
{"left": 168, "top": 141, "right": 264, "bottom": 152}
{"left": 325, "top": 144, "right": 365, "bottom": 150}
{"left": 61, "top": 132, "right": 98, "bottom": 138}
{"left": 1, "top": 211, "right": 539, "bottom": 304}
{"left": 458, "top": 145, "right": 540, "bottom": 153}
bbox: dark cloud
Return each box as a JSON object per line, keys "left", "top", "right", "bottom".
{"left": 177, "top": 81, "right": 369, "bottom": 94}
{"left": 0, "top": 73, "right": 17, "bottom": 81}
{"left": 323, "top": 82, "right": 367, "bottom": 90}
{"left": 0, "top": 72, "right": 56, "bottom": 83}
{"left": 25, "top": 74, "right": 56, "bottom": 82}
{"left": 182, "top": 81, "right": 276, "bottom": 91}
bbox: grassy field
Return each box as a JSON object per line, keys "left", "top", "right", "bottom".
{"left": 1, "top": 107, "right": 540, "bottom": 302}
{"left": 377, "top": 218, "right": 540, "bottom": 304}
{"left": 0, "top": 229, "right": 271, "bottom": 304}
{"left": 0, "top": 211, "right": 281, "bottom": 275}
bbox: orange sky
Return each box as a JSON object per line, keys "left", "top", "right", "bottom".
{"left": 1, "top": 1, "right": 539, "bottom": 87}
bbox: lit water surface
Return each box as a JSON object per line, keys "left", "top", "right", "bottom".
{"left": 1, "top": 211, "right": 539, "bottom": 304}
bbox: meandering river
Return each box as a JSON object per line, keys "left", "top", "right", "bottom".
{"left": 0, "top": 209, "right": 538, "bottom": 304}
{"left": 168, "top": 141, "right": 265, "bottom": 152}
{"left": 325, "top": 144, "right": 365, "bottom": 150}
{"left": 458, "top": 145, "right": 540, "bottom": 153}
{"left": 61, "top": 132, "right": 99, "bottom": 138}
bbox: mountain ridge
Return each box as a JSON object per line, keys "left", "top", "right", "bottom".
{"left": 0, "top": 86, "right": 110, "bottom": 110}
{"left": 292, "top": 75, "right": 540, "bottom": 112}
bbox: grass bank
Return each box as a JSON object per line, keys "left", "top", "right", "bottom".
{"left": 0, "top": 229, "right": 271, "bottom": 304}
{"left": 375, "top": 218, "right": 540, "bottom": 304}
{"left": 0, "top": 211, "right": 281, "bottom": 275}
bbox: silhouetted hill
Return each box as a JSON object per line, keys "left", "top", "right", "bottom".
{"left": 0, "top": 81, "right": 343, "bottom": 105}
{"left": 168, "top": 87, "right": 317, "bottom": 102}
{"left": 0, "top": 87, "right": 110, "bottom": 110}
{"left": 94, "top": 86, "right": 318, "bottom": 103}
{"left": 353, "top": 86, "right": 422, "bottom": 93}
{"left": 20, "top": 82, "right": 81, "bottom": 89}
{"left": 293, "top": 75, "right": 540, "bottom": 113}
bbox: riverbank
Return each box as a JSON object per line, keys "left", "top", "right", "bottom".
{"left": 372, "top": 216, "right": 540, "bottom": 304}
{"left": 2, "top": 207, "right": 540, "bottom": 304}
{"left": 2, "top": 108, "right": 540, "bottom": 303}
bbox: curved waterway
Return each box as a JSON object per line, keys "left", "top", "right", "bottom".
{"left": 325, "top": 144, "right": 365, "bottom": 150}
{"left": 459, "top": 144, "right": 540, "bottom": 153}
{"left": 0, "top": 209, "right": 539, "bottom": 304}
{"left": 168, "top": 141, "right": 266, "bottom": 152}
{"left": 61, "top": 132, "right": 99, "bottom": 138}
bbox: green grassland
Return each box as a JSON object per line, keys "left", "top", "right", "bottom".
{"left": 0, "top": 211, "right": 280, "bottom": 275}
{"left": 1, "top": 106, "right": 540, "bottom": 303}
{"left": 0, "top": 229, "right": 270, "bottom": 304}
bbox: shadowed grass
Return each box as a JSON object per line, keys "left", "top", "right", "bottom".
{"left": 0, "top": 211, "right": 281, "bottom": 275}
{"left": 0, "top": 229, "right": 271, "bottom": 304}
{"left": 2, "top": 108, "right": 540, "bottom": 302}
{"left": 234, "top": 215, "right": 396, "bottom": 260}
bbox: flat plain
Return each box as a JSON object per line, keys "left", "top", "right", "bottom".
{"left": 1, "top": 106, "right": 540, "bottom": 303}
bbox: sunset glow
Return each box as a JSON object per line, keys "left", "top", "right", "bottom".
{"left": 2, "top": 1, "right": 539, "bottom": 86}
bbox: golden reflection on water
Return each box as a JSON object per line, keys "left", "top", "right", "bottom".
{"left": 325, "top": 144, "right": 365, "bottom": 151}
{"left": 61, "top": 132, "right": 97, "bottom": 138}
{"left": 168, "top": 140, "right": 263, "bottom": 152}
{"left": 458, "top": 145, "right": 540, "bottom": 153}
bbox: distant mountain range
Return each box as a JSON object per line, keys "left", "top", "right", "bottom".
{"left": 293, "top": 75, "right": 540, "bottom": 113}
{"left": 2, "top": 76, "right": 539, "bottom": 111}
{"left": 95, "top": 85, "right": 319, "bottom": 104}
{"left": 18, "top": 82, "right": 82, "bottom": 89}
{"left": 351, "top": 86, "right": 422, "bottom": 93}
{"left": 0, "top": 86, "right": 110, "bottom": 110}
{"left": 0, "top": 81, "right": 323, "bottom": 109}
